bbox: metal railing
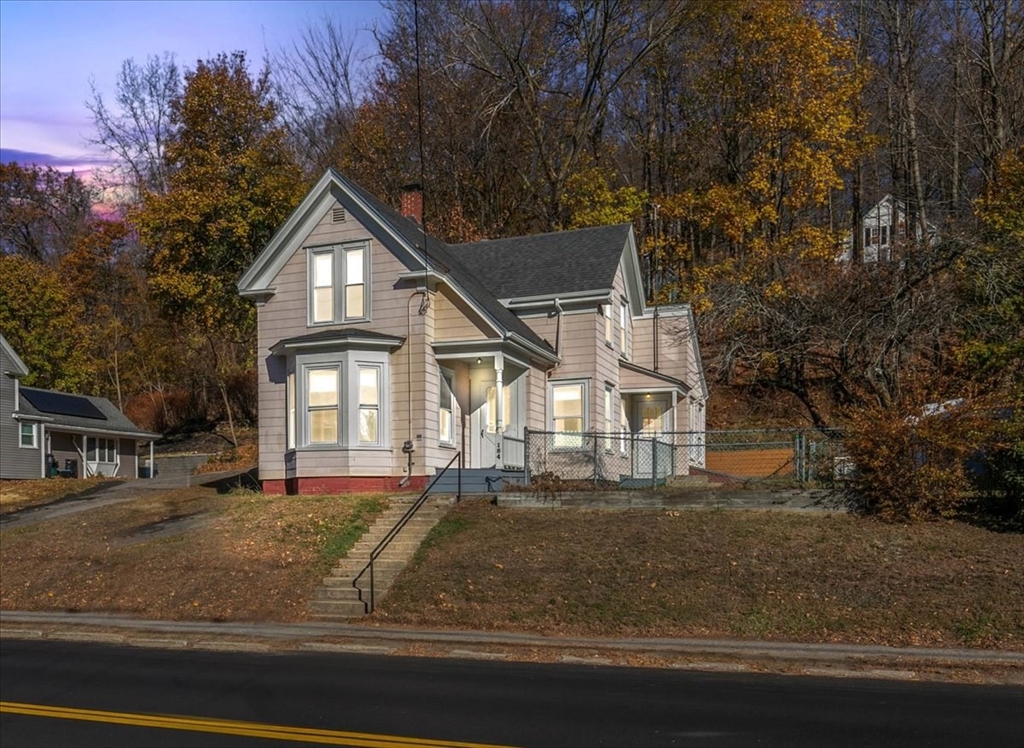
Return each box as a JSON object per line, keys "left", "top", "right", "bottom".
{"left": 352, "top": 452, "right": 461, "bottom": 614}
{"left": 523, "top": 428, "right": 846, "bottom": 489}
{"left": 501, "top": 434, "right": 525, "bottom": 469}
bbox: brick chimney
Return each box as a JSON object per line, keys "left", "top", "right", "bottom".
{"left": 399, "top": 183, "right": 423, "bottom": 225}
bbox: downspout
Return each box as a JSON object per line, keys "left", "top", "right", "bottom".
{"left": 553, "top": 298, "right": 563, "bottom": 360}
{"left": 653, "top": 305, "right": 660, "bottom": 372}
{"left": 400, "top": 289, "right": 427, "bottom": 487}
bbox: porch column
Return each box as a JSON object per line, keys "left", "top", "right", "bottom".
{"left": 150, "top": 441, "right": 155, "bottom": 479}
{"left": 83, "top": 434, "right": 88, "bottom": 478}
{"left": 494, "top": 353, "right": 504, "bottom": 469}
{"left": 39, "top": 423, "right": 46, "bottom": 478}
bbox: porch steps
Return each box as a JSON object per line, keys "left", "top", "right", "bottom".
{"left": 429, "top": 467, "right": 525, "bottom": 494}
{"left": 308, "top": 495, "right": 454, "bottom": 620}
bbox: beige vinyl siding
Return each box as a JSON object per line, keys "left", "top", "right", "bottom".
{"left": 434, "top": 288, "right": 490, "bottom": 341}
{"left": 257, "top": 200, "right": 474, "bottom": 480}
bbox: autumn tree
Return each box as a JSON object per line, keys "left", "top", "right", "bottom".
{"left": 134, "top": 52, "right": 305, "bottom": 442}
{"left": 0, "top": 254, "right": 90, "bottom": 391}
{"left": 0, "top": 163, "right": 95, "bottom": 263}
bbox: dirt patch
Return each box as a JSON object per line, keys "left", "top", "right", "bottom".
{"left": 377, "top": 500, "right": 1024, "bottom": 650}
{"left": 0, "top": 487, "right": 386, "bottom": 623}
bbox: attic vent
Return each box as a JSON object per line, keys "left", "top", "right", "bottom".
{"left": 332, "top": 206, "right": 347, "bottom": 224}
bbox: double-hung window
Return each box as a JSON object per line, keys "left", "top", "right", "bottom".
{"left": 19, "top": 422, "right": 36, "bottom": 448}
{"left": 307, "top": 368, "right": 340, "bottom": 444}
{"left": 357, "top": 366, "right": 379, "bottom": 445}
{"left": 308, "top": 242, "right": 370, "bottom": 324}
{"left": 604, "top": 303, "right": 613, "bottom": 346}
{"left": 439, "top": 368, "right": 454, "bottom": 446}
{"left": 345, "top": 247, "right": 366, "bottom": 320}
{"left": 551, "top": 382, "right": 586, "bottom": 449}
{"left": 311, "top": 251, "right": 334, "bottom": 323}
{"left": 291, "top": 349, "right": 391, "bottom": 449}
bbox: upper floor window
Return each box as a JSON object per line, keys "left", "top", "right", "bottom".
{"left": 308, "top": 242, "right": 370, "bottom": 325}
{"left": 604, "top": 303, "right": 613, "bottom": 346}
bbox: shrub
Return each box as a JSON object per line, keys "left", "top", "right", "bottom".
{"left": 843, "top": 399, "right": 987, "bottom": 521}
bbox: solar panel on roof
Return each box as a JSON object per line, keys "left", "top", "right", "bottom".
{"left": 22, "top": 389, "right": 108, "bottom": 420}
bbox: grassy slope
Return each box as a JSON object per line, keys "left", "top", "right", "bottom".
{"left": 378, "top": 501, "right": 1024, "bottom": 650}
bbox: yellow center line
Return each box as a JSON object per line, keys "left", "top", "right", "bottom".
{"left": 0, "top": 701, "right": 517, "bottom": 748}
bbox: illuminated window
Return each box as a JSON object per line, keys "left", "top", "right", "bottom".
{"left": 357, "top": 366, "right": 379, "bottom": 444}
{"left": 551, "top": 382, "right": 586, "bottom": 449}
{"left": 307, "top": 368, "right": 339, "bottom": 444}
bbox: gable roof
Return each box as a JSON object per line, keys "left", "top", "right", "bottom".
{"left": 338, "top": 177, "right": 554, "bottom": 354}
{"left": 0, "top": 333, "right": 30, "bottom": 377}
{"left": 19, "top": 387, "right": 159, "bottom": 439}
{"left": 449, "top": 224, "right": 632, "bottom": 300}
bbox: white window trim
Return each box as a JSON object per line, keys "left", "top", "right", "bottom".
{"left": 293, "top": 349, "right": 390, "bottom": 450}
{"left": 549, "top": 379, "right": 589, "bottom": 450}
{"left": 19, "top": 422, "right": 37, "bottom": 449}
{"left": 305, "top": 365, "right": 341, "bottom": 446}
{"left": 306, "top": 240, "right": 372, "bottom": 326}
{"left": 603, "top": 303, "right": 613, "bottom": 347}
{"left": 356, "top": 364, "right": 382, "bottom": 446}
{"left": 286, "top": 368, "right": 296, "bottom": 450}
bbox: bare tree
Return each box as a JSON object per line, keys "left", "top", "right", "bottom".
{"left": 272, "top": 14, "right": 367, "bottom": 176}
{"left": 86, "top": 53, "right": 180, "bottom": 200}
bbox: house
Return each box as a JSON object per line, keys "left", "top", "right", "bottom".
{"left": 839, "top": 195, "right": 939, "bottom": 263}
{"left": 0, "top": 333, "right": 159, "bottom": 480}
{"left": 238, "top": 169, "right": 708, "bottom": 494}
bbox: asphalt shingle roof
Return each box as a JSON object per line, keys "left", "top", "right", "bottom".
{"left": 342, "top": 176, "right": 555, "bottom": 354}
{"left": 19, "top": 387, "right": 158, "bottom": 439}
{"left": 450, "top": 224, "right": 632, "bottom": 300}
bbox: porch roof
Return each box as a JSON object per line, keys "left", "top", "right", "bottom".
{"left": 619, "top": 360, "right": 690, "bottom": 394}
{"left": 18, "top": 388, "right": 159, "bottom": 440}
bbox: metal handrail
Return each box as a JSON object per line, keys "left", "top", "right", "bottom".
{"left": 352, "top": 452, "right": 461, "bottom": 614}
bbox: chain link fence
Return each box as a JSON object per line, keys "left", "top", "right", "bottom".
{"left": 523, "top": 428, "right": 847, "bottom": 489}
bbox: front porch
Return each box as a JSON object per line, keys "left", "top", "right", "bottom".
{"left": 435, "top": 346, "right": 532, "bottom": 471}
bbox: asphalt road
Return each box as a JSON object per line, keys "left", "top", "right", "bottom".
{"left": 1, "top": 639, "right": 1021, "bottom": 748}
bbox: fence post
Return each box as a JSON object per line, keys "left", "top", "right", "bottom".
{"left": 794, "top": 432, "right": 805, "bottom": 483}
{"left": 592, "top": 432, "right": 599, "bottom": 482}
{"left": 651, "top": 437, "right": 657, "bottom": 489}
{"left": 523, "top": 427, "right": 531, "bottom": 487}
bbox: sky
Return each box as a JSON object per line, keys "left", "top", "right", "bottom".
{"left": 0, "top": 0, "right": 384, "bottom": 175}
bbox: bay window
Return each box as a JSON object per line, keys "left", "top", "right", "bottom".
{"left": 286, "top": 349, "right": 391, "bottom": 449}
{"left": 357, "top": 366, "right": 379, "bottom": 444}
{"left": 307, "top": 368, "right": 340, "bottom": 444}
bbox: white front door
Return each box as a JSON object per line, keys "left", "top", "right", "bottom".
{"left": 633, "top": 396, "right": 671, "bottom": 478}
{"left": 470, "top": 379, "right": 520, "bottom": 469}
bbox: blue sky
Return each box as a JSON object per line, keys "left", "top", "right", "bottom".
{"left": 0, "top": 0, "right": 384, "bottom": 173}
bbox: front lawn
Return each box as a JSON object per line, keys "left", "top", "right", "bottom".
{"left": 378, "top": 501, "right": 1024, "bottom": 650}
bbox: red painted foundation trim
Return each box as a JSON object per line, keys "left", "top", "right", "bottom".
{"left": 261, "top": 476, "right": 432, "bottom": 495}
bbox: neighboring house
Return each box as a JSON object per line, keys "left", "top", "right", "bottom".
{"left": 839, "top": 194, "right": 939, "bottom": 263}
{"left": 0, "top": 333, "right": 159, "bottom": 480}
{"left": 239, "top": 169, "right": 708, "bottom": 494}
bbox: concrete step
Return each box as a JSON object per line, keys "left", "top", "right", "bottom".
{"left": 307, "top": 493, "right": 451, "bottom": 620}
{"left": 308, "top": 599, "right": 370, "bottom": 617}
